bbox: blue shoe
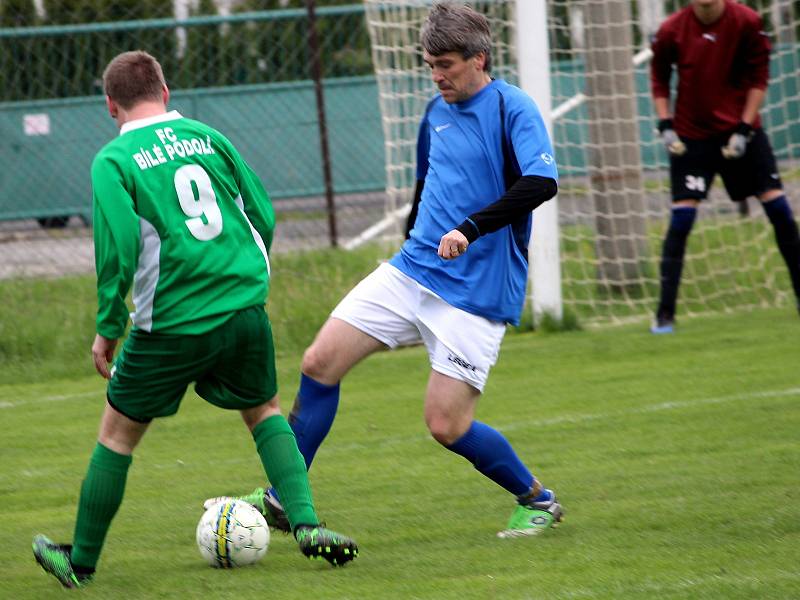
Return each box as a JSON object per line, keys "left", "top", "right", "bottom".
{"left": 650, "top": 317, "right": 674, "bottom": 334}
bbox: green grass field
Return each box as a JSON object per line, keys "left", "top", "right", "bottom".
{"left": 2, "top": 308, "right": 798, "bottom": 599}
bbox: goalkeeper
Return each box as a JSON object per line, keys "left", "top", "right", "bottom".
{"left": 31, "top": 50, "right": 357, "bottom": 590}
{"left": 205, "top": 1, "right": 562, "bottom": 540}
{"left": 650, "top": 0, "right": 800, "bottom": 333}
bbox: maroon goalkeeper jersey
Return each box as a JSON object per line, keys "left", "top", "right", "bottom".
{"left": 650, "top": 0, "right": 770, "bottom": 140}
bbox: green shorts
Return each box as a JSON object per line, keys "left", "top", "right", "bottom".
{"left": 107, "top": 306, "right": 277, "bottom": 422}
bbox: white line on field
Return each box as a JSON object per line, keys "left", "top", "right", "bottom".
{"left": 0, "top": 390, "right": 99, "bottom": 408}
{"left": 550, "top": 570, "right": 800, "bottom": 599}
{"left": 116, "top": 385, "right": 800, "bottom": 472}
{"left": 325, "top": 386, "right": 800, "bottom": 453}
{"left": 4, "top": 386, "right": 798, "bottom": 480}
{"left": 494, "top": 386, "right": 800, "bottom": 434}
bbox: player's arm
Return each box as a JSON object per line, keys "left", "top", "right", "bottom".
{"left": 238, "top": 160, "right": 275, "bottom": 253}
{"left": 653, "top": 96, "right": 670, "bottom": 121}
{"left": 439, "top": 176, "right": 557, "bottom": 260}
{"left": 649, "top": 25, "right": 685, "bottom": 155}
{"left": 735, "top": 19, "right": 769, "bottom": 127}
{"left": 454, "top": 176, "right": 557, "bottom": 242}
{"left": 405, "top": 180, "right": 424, "bottom": 239}
{"left": 722, "top": 15, "right": 770, "bottom": 158}
{"left": 405, "top": 109, "right": 432, "bottom": 238}
{"left": 649, "top": 22, "right": 674, "bottom": 109}
{"left": 228, "top": 142, "right": 275, "bottom": 253}
{"left": 439, "top": 94, "right": 558, "bottom": 260}
{"left": 92, "top": 155, "right": 139, "bottom": 375}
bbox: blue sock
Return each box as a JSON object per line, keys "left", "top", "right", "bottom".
{"left": 287, "top": 373, "right": 340, "bottom": 470}
{"left": 446, "top": 421, "right": 535, "bottom": 497}
{"left": 763, "top": 195, "right": 793, "bottom": 222}
{"left": 763, "top": 195, "right": 800, "bottom": 300}
{"left": 657, "top": 206, "right": 697, "bottom": 320}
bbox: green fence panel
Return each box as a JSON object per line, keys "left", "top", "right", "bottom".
{"left": 0, "top": 76, "right": 385, "bottom": 222}
{"left": 2, "top": 46, "right": 799, "bottom": 222}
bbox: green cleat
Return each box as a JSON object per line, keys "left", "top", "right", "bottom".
{"left": 32, "top": 534, "right": 91, "bottom": 588}
{"left": 203, "top": 487, "right": 291, "bottom": 533}
{"left": 295, "top": 525, "right": 359, "bottom": 566}
{"left": 497, "top": 491, "right": 564, "bottom": 539}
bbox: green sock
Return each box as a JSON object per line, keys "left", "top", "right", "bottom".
{"left": 70, "top": 443, "right": 132, "bottom": 570}
{"left": 252, "top": 415, "right": 318, "bottom": 531}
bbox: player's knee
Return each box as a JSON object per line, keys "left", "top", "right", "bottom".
{"left": 425, "top": 414, "right": 462, "bottom": 446}
{"left": 669, "top": 205, "right": 698, "bottom": 236}
{"left": 240, "top": 399, "right": 281, "bottom": 431}
{"left": 300, "top": 345, "right": 337, "bottom": 383}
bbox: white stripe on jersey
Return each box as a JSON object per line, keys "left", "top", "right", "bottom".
{"left": 234, "top": 195, "right": 270, "bottom": 276}
{"left": 131, "top": 217, "right": 161, "bottom": 332}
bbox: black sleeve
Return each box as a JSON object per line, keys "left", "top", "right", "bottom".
{"left": 454, "top": 175, "right": 558, "bottom": 242}
{"left": 404, "top": 179, "right": 425, "bottom": 239}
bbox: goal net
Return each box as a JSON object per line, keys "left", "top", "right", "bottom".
{"left": 364, "top": 0, "right": 800, "bottom": 326}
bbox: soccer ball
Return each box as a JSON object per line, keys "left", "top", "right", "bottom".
{"left": 196, "top": 500, "right": 270, "bottom": 568}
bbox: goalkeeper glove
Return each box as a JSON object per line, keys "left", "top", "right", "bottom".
{"left": 657, "top": 118, "right": 686, "bottom": 156}
{"left": 721, "top": 122, "right": 754, "bottom": 159}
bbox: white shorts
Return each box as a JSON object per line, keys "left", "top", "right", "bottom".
{"left": 330, "top": 262, "right": 506, "bottom": 392}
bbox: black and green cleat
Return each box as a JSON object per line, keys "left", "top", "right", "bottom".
{"left": 32, "top": 534, "right": 91, "bottom": 589}
{"left": 295, "top": 525, "right": 358, "bottom": 567}
{"left": 203, "top": 487, "right": 291, "bottom": 534}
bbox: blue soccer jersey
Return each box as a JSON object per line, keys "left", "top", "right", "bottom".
{"left": 389, "top": 79, "right": 558, "bottom": 325}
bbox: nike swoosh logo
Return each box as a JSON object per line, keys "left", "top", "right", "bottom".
{"left": 435, "top": 124, "right": 451, "bottom": 133}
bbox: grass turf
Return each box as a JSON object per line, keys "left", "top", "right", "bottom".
{"left": 2, "top": 307, "right": 798, "bottom": 599}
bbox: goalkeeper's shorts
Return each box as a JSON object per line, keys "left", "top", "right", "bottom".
{"left": 669, "top": 127, "right": 782, "bottom": 202}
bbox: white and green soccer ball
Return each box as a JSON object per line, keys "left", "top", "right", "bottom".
{"left": 196, "top": 500, "right": 270, "bottom": 568}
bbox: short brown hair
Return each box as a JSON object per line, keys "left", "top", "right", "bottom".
{"left": 421, "top": 1, "right": 492, "bottom": 72}
{"left": 102, "top": 50, "right": 166, "bottom": 109}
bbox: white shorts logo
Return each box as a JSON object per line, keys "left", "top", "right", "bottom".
{"left": 685, "top": 175, "right": 706, "bottom": 192}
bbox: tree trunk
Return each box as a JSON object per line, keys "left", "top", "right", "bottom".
{"left": 582, "top": 0, "right": 650, "bottom": 291}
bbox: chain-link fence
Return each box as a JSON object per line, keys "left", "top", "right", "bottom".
{"left": 0, "top": 1, "right": 387, "bottom": 278}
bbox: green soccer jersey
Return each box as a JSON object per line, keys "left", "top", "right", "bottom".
{"left": 92, "top": 111, "right": 275, "bottom": 338}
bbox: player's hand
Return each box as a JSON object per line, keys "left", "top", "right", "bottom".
{"left": 721, "top": 122, "right": 754, "bottom": 159}
{"left": 657, "top": 119, "right": 686, "bottom": 156}
{"left": 92, "top": 334, "right": 118, "bottom": 380}
{"left": 438, "top": 229, "right": 469, "bottom": 260}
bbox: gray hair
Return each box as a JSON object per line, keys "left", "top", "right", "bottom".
{"left": 421, "top": 1, "right": 493, "bottom": 72}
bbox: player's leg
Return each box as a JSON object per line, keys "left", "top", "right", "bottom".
{"left": 288, "top": 262, "right": 419, "bottom": 468}
{"left": 203, "top": 266, "right": 419, "bottom": 524}
{"left": 653, "top": 141, "right": 711, "bottom": 332}
{"left": 33, "top": 403, "right": 150, "bottom": 588}
{"left": 203, "top": 318, "right": 385, "bottom": 526}
{"left": 424, "top": 372, "right": 562, "bottom": 538}
{"left": 241, "top": 400, "right": 358, "bottom": 566}
{"left": 199, "top": 306, "right": 358, "bottom": 565}
{"left": 71, "top": 404, "right": 150, "bottom": 572}
{"left": 761, "top": 190, "right": 800, "bottom": 312}
{"left": 34, "top": 330, "right": 196, "bottom": 588}
{"left": 741, "top": 130, "right": 800, "bottom": 313}
{"left": 289, "top": 317, "right": 385, "bottom": 466}
{"left": 207, "top": 318, "right": 383, "bottom": 528}
{"left": 418, "top": 294, "right": 561, "bottom": 537}
{"left": 654, "top": 198, "right": 699, "bottom": 332}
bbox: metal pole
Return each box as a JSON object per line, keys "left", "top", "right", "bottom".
{"left": 306, "top": 0, "right": 338, "bottom": 247}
